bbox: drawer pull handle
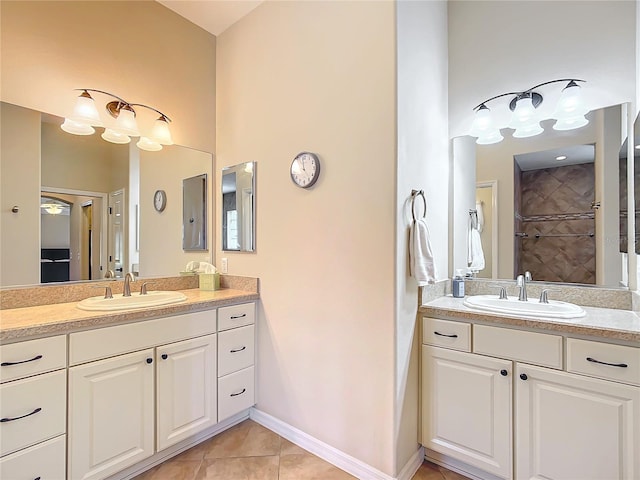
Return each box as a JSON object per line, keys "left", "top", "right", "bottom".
{"left": 434, "top": 331, "right": 458, "bottom": 338}
{"left": 161, "top": 354, "right": 168, "bottom": 360}
{"left": 34, "top": 477, "right": 41, "bottom": 480}
{"left": 230, "top": 313, "right": 247, "bottom": 320}
{"left": 500, "top": 369, "right": 508, "bottom": 376}
{"left": 146, "top": 358, "right": 153, "bottom": 364}
{"left": 586, "top": 357, "right": 628, "bottom": 368}
{"left": 230, "top": 346, "right": 247, "bottom": 353}
{"left": 520, "top": 373, "right": 528, "bottom": 381}
{"left": 1, "top": 355, "right": 43, "bottom": 367}
{"left": 230, "top": 388, "right": 246, "bottom": 397}
{"left": 1, "top": 407, "right": 42, "bottom": 423}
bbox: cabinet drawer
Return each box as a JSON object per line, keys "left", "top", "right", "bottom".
{"left": 218, "top": 366, "right": 255, "bottom": 421}
{"left": 474, "top": 325, "right": 563, "bottom": 369}
{"left": 69, "top": 309, "right": 217, "bottom": 365}
{"left": 218, "top": 303, "right": 255, "bottom": 332}
{"left": 422, "top": 318, "right": 471, "bottom": 352}
{"left": 0, "top": 335, "right": 66, "bottom": 383}
{"left": 0, "top": 370, "right": 66, "bottom": 456}
{"left": 567, "top": 339, "right": 640, "bottom": 386}
{"left": 218, "top": 325, "right": 255, "bottom": 376}
{"left": 0, "top": 434, "right": 65, "bottom": 478}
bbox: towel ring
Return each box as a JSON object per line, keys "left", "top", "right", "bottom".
{"left": 411, "top": 189, "right": 426, "bottom": 222}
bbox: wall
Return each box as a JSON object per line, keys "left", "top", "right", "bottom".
{"left": 396, "top": 0, "right": 449, "bottom": 473}
{"left": 0, "top": 1, "right": 216, "bottom": 154}
{"left": 139, "top": 145, "right": 213, "bottom": 277}
{"left": 216, "top": 1, "right": 397, "bottom": 475}
{"left": 0, "top": 103, "right": 41, "bottom": 287}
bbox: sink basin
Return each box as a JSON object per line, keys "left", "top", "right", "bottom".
{"left": 77, "top": 291, "right": 188, "bottom": 311}
{"left": 463, "top": 294, "right": 586, "bottom": 319}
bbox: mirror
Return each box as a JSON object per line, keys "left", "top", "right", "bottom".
{"left": 634, "top": 112, "right": 640, "bottom": 255}
{"left": 183, "top": 173, "right": 207, "bottom": 251}
{"left": 454, "top": 104, "right": 627, "bottom": 288}
{"left": 222, "top": 162, "right": 255, "bottom": 252}
{"left": 0, "top": 101, "right": 214, "bottom": 287}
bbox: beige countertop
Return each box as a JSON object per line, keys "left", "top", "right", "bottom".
{"left": 0, "top": 288, "right": 259, "bottom": 343}
{"left": 421, "top": 295, "right": 640, "bottom": 343}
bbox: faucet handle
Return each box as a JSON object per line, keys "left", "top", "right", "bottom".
{"left": 91, "top": 285, "right": 113, "bottom": 299}
{"left": 539, "top": 289, "right": 550, "bottom": 304}
{"left": 498, "top": 287, "right": 508, "bottom": 300}
{"left": 525, "top": 271, "right": 533, "bottom": 282}
{"left": 516, "top": 274, "right": 524, "bottom": 287}
{"left": 140, "top": 282, "right": 154, "bottom": 295}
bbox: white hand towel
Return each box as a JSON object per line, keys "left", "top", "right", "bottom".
{"left": 475, "top": 200, "right": 485, "bottom": 233}
{"left": 468, "top": 227, "right": 485, "bottom": 271}
{"left": 410, "top": 219, "right": 437, "bottom": 286}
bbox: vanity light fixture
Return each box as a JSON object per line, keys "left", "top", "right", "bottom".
{"left": 469, "top": 79, "right": 588, "bottom": 145}
{"left": 62, "top": 89, "right": 173, "bottom": 152}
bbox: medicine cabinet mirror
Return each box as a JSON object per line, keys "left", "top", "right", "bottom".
{"left": 222, "top": 162, "right": 256, "bottom": 252}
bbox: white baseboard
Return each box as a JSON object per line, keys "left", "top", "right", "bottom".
{"left": 250, "top": 407, "right": 421, "bottom": 480}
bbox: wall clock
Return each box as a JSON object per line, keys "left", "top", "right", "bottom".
{"left": 153, "top": 189, "right": 167, "bottom": 212}
{"left": 290, "top": 152, "right": 320, "bottom": 188}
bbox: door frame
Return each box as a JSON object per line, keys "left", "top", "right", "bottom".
{"left": 476, "top": 180, "right": 499, "bottom": 279}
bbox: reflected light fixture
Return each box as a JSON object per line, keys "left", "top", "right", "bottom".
{"left": 61, "top": 89, "right": 173, "bottom": 152}
{"left": 40, "top": 203, "right": 63, "bottom": 215}
{"left": 469, "top": 79, "right": 588, "bottom": 145}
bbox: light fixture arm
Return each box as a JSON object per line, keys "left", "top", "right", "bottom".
{"left": 74, "top": 89, "right": 171, "bottom": 122}
{"left": 129, "top": 103, "right": 172, "bottom": 122}
{"left": 524, "top": 78, "right": 585, "bottom": 94}
{"left": 472, "top": 79, "right": 586, "bottom": 111}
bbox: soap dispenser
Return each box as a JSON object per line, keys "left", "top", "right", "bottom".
{"left": 452, "top": 269, "right": 465, "bottom": 298}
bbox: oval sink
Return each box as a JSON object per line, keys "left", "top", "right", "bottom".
{"left": 77, "top": 291, "right": 188, "bottom": 311}
{"left": 463, "top": 294, "right": 586, "bottom": 319}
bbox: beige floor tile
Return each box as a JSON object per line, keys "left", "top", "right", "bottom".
{"left": 196, "top": 456, "right": 279, "bottom": 480}
{"left": 411, "top": 461, "right": 445, "bottom": 480}
{"left": 278, "top": 451, "right": 356, "bottom": 480}
{"left": 132, "top": 460, "right": 202, "bottom": 480}
{"left": 201, "top": 419, "right": 281, "bottom": 459}
{"left": 280, "top": 437, "right": 309, "bottom": 456}
{"left": 439, "top": 465, "right": 472, "bottom": 480}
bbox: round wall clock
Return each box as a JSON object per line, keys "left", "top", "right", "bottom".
{"left": 290, "top": 152, "right": 320, "bottom": 188}
{"left": 153, "top": 189, "right": 167, "bottom": 212}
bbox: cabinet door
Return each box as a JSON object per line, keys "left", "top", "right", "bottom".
{"left": 156, "top": 333, "right": 217, "bottom": 451}
{"left": 422, "top": 346, "right": 512, "bottom": 479}
{"left": 516, "top": 364, "right": 640, "bottom": 480}
{"left": 69, "top": 349, "right": 155, "bottom": 480}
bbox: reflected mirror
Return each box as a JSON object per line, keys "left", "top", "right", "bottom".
{"left": 183, "top": 173, "right": 207, "bottom": 251}
{"left": 222, "top": 162, "right": 255, "bottom": 252}
{"left": 0, "top": 101, "right": 213, "bottom": 287}
{"left": 454, "top": 104, "right": 627, "bottom": 288}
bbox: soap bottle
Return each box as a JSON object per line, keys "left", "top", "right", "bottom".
{"left": 452, "top": 269, "right": 465, "bottom": 298}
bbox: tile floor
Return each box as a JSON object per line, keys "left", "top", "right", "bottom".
{"left": 133, "top": 419, "right": 470, "bottom": 480}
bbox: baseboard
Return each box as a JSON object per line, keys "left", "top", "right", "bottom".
{"left": 424, "top": 448, "right": 503, "bottom": 480}
{"left": 250, "top": 407, "right": 422, "bottom": 480}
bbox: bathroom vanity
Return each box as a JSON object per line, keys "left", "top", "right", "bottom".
{"left": 419, "top": 295, "right": 640, "bottom": 480}
{"left": 0, "top": 282, "right": 259, "bottom": 480}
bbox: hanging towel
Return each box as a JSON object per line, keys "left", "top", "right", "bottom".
{"left": 410, "top": 218, "right": 437, "bottom": 285}
{"left": 468, "top": 220, "right": 485, "bottom": 272}
{"left": 475, "top": 200, "right": 485, "bottom": 233}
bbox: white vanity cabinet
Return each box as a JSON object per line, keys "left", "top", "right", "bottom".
{"left": 0, "top": 335, "right": 67, "bottom": 480}
{"left": 421, "top": 316, "right": 640, "bottom": 480}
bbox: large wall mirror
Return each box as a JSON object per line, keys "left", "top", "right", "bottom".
{"left": 222, "top": 162, "right": 255, "bottom": 252}
{"left": 0, "top": 101, "right": 214, "bottom": 288}
{"left": 453, "top": 104, "right": 628, "bottom": 288}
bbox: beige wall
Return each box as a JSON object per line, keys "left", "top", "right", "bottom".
{"left": 216, "top": 1, "right": 397, "bottom": 474}
{"left": 1, "top": 1, "right": 216, "bottom": 154}
{"left": 0, "top": 103, "right": 41, "bottom": 286}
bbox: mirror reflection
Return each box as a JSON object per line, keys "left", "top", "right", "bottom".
{"left": 222, "top": 162, "right": 255, "bottom": 252}
{"left": 455, "top": 104, "right": 626, "bottom": 288}
{"left": 0, "top": 101, "right": 213, "bottom": 287}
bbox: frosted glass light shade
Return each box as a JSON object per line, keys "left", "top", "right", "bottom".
{"left": 476, "top": 130, "right": 504, "bottom": 145}
{"left": 508, "top": 96, "right": 543, "bottom": 138}
{"left": 102, "top": 128, "right": 131, "bottom": 144}
{"left": 150, "top": 117, "right": 173, "bottom": 145}
{"left": 70, "top": 92, "right": 103, "bottom": 126}
{"left": 114, "top": 107, "right": 140, "bottom": 137}
{"left": 513, "top": 123, "right": 544, "bottom": 138}
{"left": 61, "top": 118, "right": 95, "bottom": 135}
{"left": 137, "top": 137, "right": 163, "bottom": 151}
{"left": 469, "top": 106, "right": 492, "bottom": 137}
{"left": 553, "top": 83, "right": 588, "bottom": 120}
{"left": 553, "top": 116, "right": 589, "bottom": 131}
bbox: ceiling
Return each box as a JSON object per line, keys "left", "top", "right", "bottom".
{"left": 157, "top": 0, "right": 263, "bottom": 36}
{"left": 514, "top": 144, "right": 595, "bottom": 172}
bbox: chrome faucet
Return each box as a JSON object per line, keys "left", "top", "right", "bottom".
{"left": 123, "top": 272, "right": 135, "bottom": 297}
{"left": 516, "top": 274, "right": 528, "bottom": 301}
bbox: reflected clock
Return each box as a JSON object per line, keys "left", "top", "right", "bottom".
{"left": 153, "top": 189, "right": 167, "bottom": 212}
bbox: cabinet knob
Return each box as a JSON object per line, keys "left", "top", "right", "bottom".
{"left": 520, "top": 373, "right": 528, "bottom": 381}
{"left": 146, "top": 358, "right": 153, "bottom": 364}
{"left": 500, "top": 369, "right": 508, "bottom": 376}
{"left": 161, "top": 354, "right": 168, "bottom": 360}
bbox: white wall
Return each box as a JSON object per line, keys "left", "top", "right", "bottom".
{"left": 216, "top": 1, "right": 397, "bottom": 474}
{"left": 396, "top": 0, "right": 449, "bottom": 472}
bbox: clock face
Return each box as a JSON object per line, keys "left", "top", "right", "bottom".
{"left": 154, "top": 190, "right": 166, "bottom": 212}
{"left": 290, "top": 152, "right": 320, "bottom": 188}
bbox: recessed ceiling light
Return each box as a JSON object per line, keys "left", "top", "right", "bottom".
{"left": 555, "top": 155, "right": 567, "bottom": 161}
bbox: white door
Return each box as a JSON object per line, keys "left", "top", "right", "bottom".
{"left": 516, "top": 363, "right": 640, "bottom": 480}
{"left": 108, "top": 189, "right": 125, "bottom": 278}
{"left": 68, "top": 349, "right": 154, "bottom": 480}
{"left": 422, "top": 346, "right": 512, "bottom": 478}
{"left": 156, "top": 334, "right": 217, "bottom": 451}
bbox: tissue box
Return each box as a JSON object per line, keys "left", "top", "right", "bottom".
{"left": 199, "top": 272, "right": 220, "bottom": 291}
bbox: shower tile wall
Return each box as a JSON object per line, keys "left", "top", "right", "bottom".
{"left": 518, "top": 163, "right": 595, "bottom": 284}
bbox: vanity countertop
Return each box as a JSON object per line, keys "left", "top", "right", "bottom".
{"left": 421, "top": 295, "right": 640, "bottom": 343}
{"left": 0, "top": 288, "right": 259, "bottom": 343}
